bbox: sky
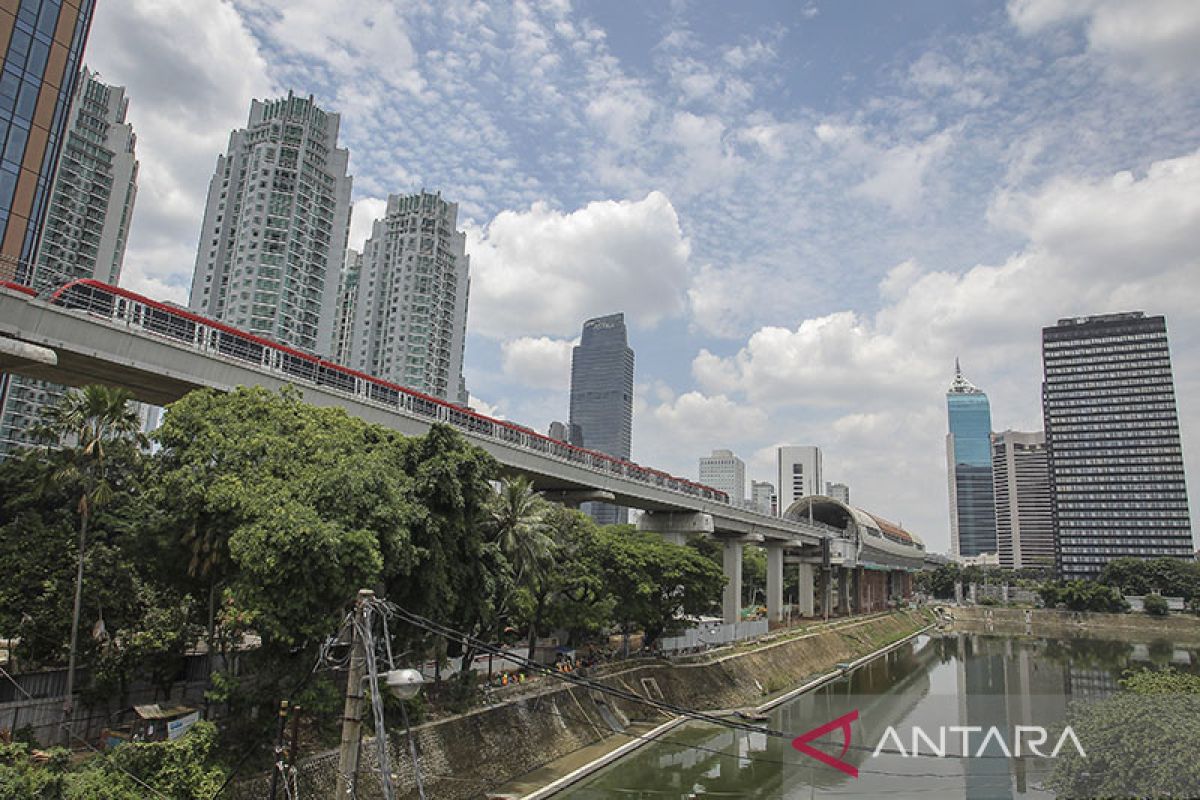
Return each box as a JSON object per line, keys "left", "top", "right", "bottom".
{"left": 85, "top": 0, "right": 1200, "bottom": 554}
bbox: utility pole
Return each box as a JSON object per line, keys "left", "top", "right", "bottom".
{"left": 336, "top": 589, "right": 372, "bottom": 798}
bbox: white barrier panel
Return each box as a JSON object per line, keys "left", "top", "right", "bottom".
{"left": 660, "top": 619, "right": 768, "bottom": 653}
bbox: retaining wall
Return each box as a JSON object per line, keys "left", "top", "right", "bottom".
{"left": 234, "top": 609, "right": 932, "bottom": 799}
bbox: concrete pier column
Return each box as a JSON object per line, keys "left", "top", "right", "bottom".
{"left": 766, "top": 543, "right": 784, "bottom": 622}
{"left": 818, "top": 567, "right": 831, "bottom": 618}
{"left": 722, "top": 541, "right": 743, "bottom": 624}
{"left": 797, "top": 563, "right": 815, "bottom": 617}
{"left": 838, "top": 567, "right": 851, "bottom": 616}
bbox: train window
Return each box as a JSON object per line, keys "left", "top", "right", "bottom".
{"left": 368, "top": 383, "right": 400, "bottom": 407}
{"left": 55, "top": 283, "right": 113, "bottom": 315}
{"left": 280, "top": 353, "right": 317, "bottom": 382}
{"left": 317, "top": 364, "right": 356, "bottom": 393}
{"left": 215, "top": 331, "right": 264, "bottom": 364}
{"left": 410, "top": 395, "right": 438, "bottom": 417}
{"left": 143, "top": 306, "right": 196, "bottom": 343}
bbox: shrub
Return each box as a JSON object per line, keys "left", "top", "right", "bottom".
{"left": 1143, "top": 594, "right": 1169, "bottom": 616}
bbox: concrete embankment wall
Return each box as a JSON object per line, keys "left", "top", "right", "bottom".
{"left": 238, "top": 610, "right": 931, "bottom": 800}
{"left": 952, "top": 606, "right": 1200, "bottom": 642}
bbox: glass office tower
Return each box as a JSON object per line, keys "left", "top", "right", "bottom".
{"left": 946, "top": 361, "right": 998, "bottom": 558}
{"left": 0, "top": 0, "right": 95, "bottom": 281}
{"left": 569, "top": 312, "right": 634, "bottom": 526}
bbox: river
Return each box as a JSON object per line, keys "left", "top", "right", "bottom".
{"left": 555, "top": 628, "right": 1200, "bottom": 799}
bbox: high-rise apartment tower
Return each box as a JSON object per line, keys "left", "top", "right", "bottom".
{"left": 569, "top": 312, "right": 634, "bottom": 526}
{"left": 0, "top": 67, "right": 137, "bottom": 458}
{"left": 1042, "top": 313, "right": 1193, "bottom": 579}
{"left": 699, "top": 449, "right": 745, "bottom": 503}
{"left": 777, "top": 445, "right": 822, "bottom": 514}
{"left": 350, "top": 192, "right": 470, "bottom": 403}
{"left": 991, "top": 430, "right": 1053, "bottom": 570}
{"left": 189, "top": 92, "right": 351, "bottom": 355}
{"left": 751, "top": 480, "right": 776, "bottom": 516}
{"left": 826, "top": 482, "right": 850, "bottom": 505}
{"left": 331, "top": 248, "right": 360, "bottom": 365}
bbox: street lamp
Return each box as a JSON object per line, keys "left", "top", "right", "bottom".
{"left": 385, "top": 668, "right": 425, "bottom": 700}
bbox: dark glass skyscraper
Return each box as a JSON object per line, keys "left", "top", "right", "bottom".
{"left": 0, "top": 0, "right": 95, "bottom": 282}
{"left": 570, "top": 312, "right": 634, "bottom": 526}
{"left": 1042, "top": 312, "right": 1193, "bottom": 579}
{"left": 946, "top": 362, "right": 998, "bottom": 558}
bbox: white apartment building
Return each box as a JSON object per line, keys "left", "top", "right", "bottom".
{"left": 189, "top": 91, "right": 352, "bottom": 355}
{"left": 777, "top": 445, "right": 822, "bottom": 515}
{"left": 699, "top": 449, "right": 746, "bottom": 503}
{"left": 751, "top": 480, "right": 776, "bottom": 516}
{"left": 0, "top": 68, "right": 139, "bottom": 458}
{"left": 350, "top": 192, "right": 470, "bottom": 403}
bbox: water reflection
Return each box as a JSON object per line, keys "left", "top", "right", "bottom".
{"left": 559, "top": 632, "right": 1199, "bottom": 799}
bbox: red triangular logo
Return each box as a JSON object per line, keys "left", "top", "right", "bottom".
{"left": 791, "top": 709, "right": 859, "bottom": 778}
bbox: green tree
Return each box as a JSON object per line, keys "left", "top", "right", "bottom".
{"left": 513, "top": 504, "right": 614, "bottom": 652}
{"left": 32, "top": 385, "right": 147, "bottom": 742}
{"left": 1098, "top": 557, "right": 1200, "bottom": 599}
{"left": 594, "top": 526, "right": 725, "bottom": 648}
{"left": 915, "top": 563, "right": 961, "bottom": 600}
{"left": 1142, "top": 593, "right": 1169, "bottom": 616}
{"left": 1049, "top": 668, "right": 1200, "bottom": 798}
{"left": 0, "top": 722, "right": 228, "bottom": 799}
{"left": 381, "top": 422, "right": 499, "bottom": 681}
{"left": 1040, "top": 580, "right": 1129, "bottom": 612}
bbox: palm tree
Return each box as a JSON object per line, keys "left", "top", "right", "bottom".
{"left": 488, "top": 476, "right": 554, "bottom": 656}
{"left": 35, "top": 385, "right": 146, "bottom": 744}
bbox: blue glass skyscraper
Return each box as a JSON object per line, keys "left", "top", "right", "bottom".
{"left": 946, "top": 361, "right": 998, "bottom": 557}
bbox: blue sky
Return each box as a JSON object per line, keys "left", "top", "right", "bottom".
{"left": 87, "top": 0, "right": 1200, "bottom": 553}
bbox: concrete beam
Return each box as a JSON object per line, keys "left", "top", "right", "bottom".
{"left": 638, "top": 510, "right": 715, "bottom": 546}
{"left": 722, "top": 541, "right": 742, "bottom": 624}
{"left": 542, "top": 489, "right": 616, "bottom": 508}
{"left": 766, "top": 542, "right": 784, "bottom": 622}
{"left": 0, "top": 336, "right": 56, "bottom": 368}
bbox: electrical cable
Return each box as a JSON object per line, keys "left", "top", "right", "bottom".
{"left": 355, "top": 604, "right": 397, "bottom": 800}
{"left": 208, "top": 621, "right": 350, "bottom": 799}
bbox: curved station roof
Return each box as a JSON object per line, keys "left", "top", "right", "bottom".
{"left": 782, "top": 495, "right": 925, "bottom": 568}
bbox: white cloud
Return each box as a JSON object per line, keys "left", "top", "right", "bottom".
{"left": 348, "top": 197, "right": 387, "bottom": 251}
{"left": 499, "top": 336, "right": 576, "bottom": 391}
{"left": 468, "top": 393, "right": 503, "bottom": 419}
{"left": 234, "top": 0, "right": 423, "bottom": 95}
{"left": 466, "top": 191, "right": 691, "bottom": 339}
{"left": 88, "top": 0, "right": 273, "bottom": 304}
{"left": 814, "top": 122, "right": 957, "bottom": 215}
{"left": 688, "top": 149, "right": 1200, "bottom": 551}
{"left": 1008, "top": 0, "right": 1200, "bottom": 85}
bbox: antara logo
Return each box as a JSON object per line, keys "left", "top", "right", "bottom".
{"left": 791, "top": 711, "right": 1086, "bottom": 779}
{"left": 872, "top": 725, "right": 1086, "bottom": 759}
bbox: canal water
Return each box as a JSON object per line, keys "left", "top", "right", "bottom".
{"left": 557, "top": 630, "right": 1200, "bottom": 799}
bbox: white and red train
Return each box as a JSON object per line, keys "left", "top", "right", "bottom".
{"left": 1, "top": 278, "right": 731, "bottom": 505}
